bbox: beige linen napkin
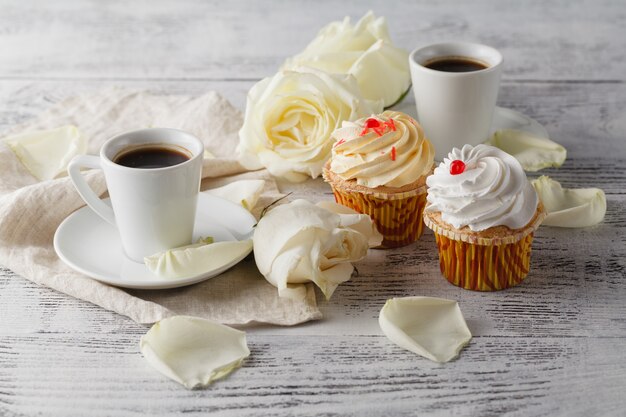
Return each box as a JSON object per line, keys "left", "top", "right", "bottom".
{"left": 0, "top": 88, "right": 322, "bottom": 326}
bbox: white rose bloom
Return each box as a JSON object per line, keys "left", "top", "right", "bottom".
{"left": 253, "top": 200, "right": 383, "bottom": 300}
{"left": 238, "top": 67, "right": 381, "bottom": 182}
{"left": 282, "top": 11, "right": 411, "bottom": 107}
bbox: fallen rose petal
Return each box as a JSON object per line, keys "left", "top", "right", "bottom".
{"left": 487, "top": 129, "right": 566, "bottom": 172}
{"left": 140, "top": 316, "right": 250, "bottom": 389}
{"left": 145, "top": 240, "right": 253, "bottom": 279}
{"left": 2, "top": 125, "right": 87, "bottom": 181}
{"left": 205, "top": 180, "right": 265, "bottom": 211}
{"left": 532, "top": 175, "right": 606, "bottom": 227}
{"left": 379, "top": 297, "right": 472, "bottom": 363}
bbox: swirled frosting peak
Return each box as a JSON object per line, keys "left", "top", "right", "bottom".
{"left": 425, "top": 144, "right": 538, "bottom": 231}
{"left": 329, "top": 111, "right": 434, "bottom": 188}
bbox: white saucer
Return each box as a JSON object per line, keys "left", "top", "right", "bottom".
{"left": 54, "top": 193, "right": 256, "bottom": 290}
{"left": 393, "top": 102, "right": 549, "bottom": 140}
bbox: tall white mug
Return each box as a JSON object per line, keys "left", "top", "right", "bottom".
{"left": 409, "top": 42, "right": 503, "bottom": 161}
{"left": 68, "top": 128, "right": 204, "bottom": 262}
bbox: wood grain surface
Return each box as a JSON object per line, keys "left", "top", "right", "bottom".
{"left": 1, "top": 1, "right": 625, "bottom": 416}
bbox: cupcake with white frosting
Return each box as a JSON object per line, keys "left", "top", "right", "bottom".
{"left": 423, "top": 144, "right": 546, "bottom": 291}
{"left": 323, "top": 110, "right": 435, "bottom": 247}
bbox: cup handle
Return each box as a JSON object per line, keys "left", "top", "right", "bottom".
{"left": 68, "top": 155, "right": 115, "bottom": 225}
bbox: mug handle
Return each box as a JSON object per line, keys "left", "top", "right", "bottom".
{"left": 68, "top": 155, "right": 115, "bottom": 225}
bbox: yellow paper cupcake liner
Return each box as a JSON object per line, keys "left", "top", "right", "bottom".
{"left": 433, "top": 232, "right": 535, "bottom": 291}
{"left": 330, "top": 187, "right": 428, "bottom": 248}
{"left": 322, "top": 163, "right": 433, "bottom": 248}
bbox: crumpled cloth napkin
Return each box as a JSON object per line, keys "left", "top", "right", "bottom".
{"left": 0, "top": 88, "right": 322, "bottom": 326}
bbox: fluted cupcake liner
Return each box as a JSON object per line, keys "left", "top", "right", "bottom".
{"left": 323, "top": 164, "right": 429, "bottom": 248}
{"left": 423, "top": 204, "right": 546, "bottom": 291}
{"left": 331, "top": 188, "right": 427, "bottom": 248}
{"left": 433, "top": 232, "right": 534, "bottom": 291}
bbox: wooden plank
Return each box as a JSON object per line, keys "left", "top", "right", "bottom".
{"left": 0, "top": 0, "right": 624, "bottom": 81}
{"left": 1, "top": 332, "right": 625, "bottom": 416}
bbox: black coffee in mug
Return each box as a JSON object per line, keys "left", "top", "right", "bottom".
{"left": 424, "top": 56, "right": 488, "bottom": 72}
{"left": 114, "top": 145, "right": 190, "bottom": 169}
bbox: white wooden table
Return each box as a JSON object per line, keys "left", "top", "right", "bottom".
{"left": 1, "top": 1, "right": 625, "bottom": 415}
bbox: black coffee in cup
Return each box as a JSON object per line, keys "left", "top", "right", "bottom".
{"left": 424, "top": 56, "right": 488, "bottom": 73}
{"left": 114, "top": 146, "right": 190, "bottom": 169}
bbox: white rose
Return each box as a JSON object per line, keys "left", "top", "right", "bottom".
{"left": 253, "top": 199, "right": 383, "bottom": 300}
{"left": 237, "top": 67, "right": 381, "bottom": 182}
{"left": 282, "top": 11, "right": 411, "bottom": 108}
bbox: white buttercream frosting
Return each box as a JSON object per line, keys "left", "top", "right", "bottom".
{"left": 425, "top": 144, "right": 538, "bottom": 231}
{"left": 329, "top": 111, "right": 434, "bottom": 188}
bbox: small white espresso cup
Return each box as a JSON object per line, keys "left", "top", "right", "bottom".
{"left": 68, "top": 128, "right": 204, "bottom": 262}
{"left": 409, "top": 42, "right": 503, "bottom": 161}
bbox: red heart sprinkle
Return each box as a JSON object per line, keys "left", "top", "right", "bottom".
{"left": 450, "top": 160, "right": 466, "bottom": 175}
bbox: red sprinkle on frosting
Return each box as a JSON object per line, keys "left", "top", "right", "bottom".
{"left": 364, "top": 118, "right": 381, "bottom": 129}
{"left": 360, "top": 117, "right": 396, "bottom": 137}
{"left": 450, "top": 160, "right": 466, "bottom": 175}
{"left": 334, "top": 138, "right": 346, "bottom": 147}
{"left": 360, "top": 118, "right": 381, "bottom": 136}
{"left": 391, "top": 146, "right": 397, "bottom": 161}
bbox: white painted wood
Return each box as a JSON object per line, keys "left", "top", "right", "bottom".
{"left": 0, "top": 0, "right": 625, "bottom": 81}
{"left": 1, "top": 1, "right": 626, "bottom": 416}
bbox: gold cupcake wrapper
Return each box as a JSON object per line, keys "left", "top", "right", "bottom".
{"left": 423, "top": 205, "right": 546, "bottom": 291}
{"left": 330, "top": 187, "right": 428, "bottom": 248}
{"left": 433, "top": 232, "right": 534, "bottom": 291}
{"left": 323, "top": 166, "right": 429, "bottom": 248}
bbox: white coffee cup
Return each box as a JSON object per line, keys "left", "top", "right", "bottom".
{"left": 409, "top": 42, "right": 503, "bottom": 161}
{"left": 68, "top": 128, "right": 204, "bottom": 262}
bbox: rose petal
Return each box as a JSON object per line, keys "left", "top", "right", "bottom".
{"left": 2, "top": 125, "right": 87, "bottom": 181}
{"left": 486, "top": 129, "right": 566, "bottom": 172}
{"left": 379, "top": 297, "right": 472, "bottom": 363}
{"left": 531, "top": 175, "right": 606, "bottom": 227}
{"left": 205, "top": 180, "right": 265, "bottom": 211}
{"left": 253, "top": 199, "right": 381, "bottom": 300}
{"left": 140, "top": 316, "right": 249, "bottom": 389}
{"left": 144, "top": 240, "right": 253, "bottom": 279}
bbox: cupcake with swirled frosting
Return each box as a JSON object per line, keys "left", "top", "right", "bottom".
{"left": 423, "top": 144, "right": 546, "bottom": 291}
{"left": 322, "top": 110, "right": 435, "bottom": 247}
